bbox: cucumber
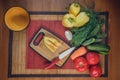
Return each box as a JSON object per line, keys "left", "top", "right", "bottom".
{"left": 82, "top": 38, "right": 95, "bottom": 46}
{"left": 87, "top": 43, "right": 110, "bottom": 52}
{"left": 98, "top": 51, "right": 109, "bottom": 55}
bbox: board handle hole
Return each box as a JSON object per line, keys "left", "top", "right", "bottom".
{"left": 33, "top": 32, "right": 45, "bottom": 46}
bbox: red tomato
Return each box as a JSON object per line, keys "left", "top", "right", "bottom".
{"left": 73, "top": 57, "right": 89, "bottom": 72}
{"left": 89, "top": 65, "right": 102, "bottom": 77}
{"left": 86, "top": 52, "right": 100, "bottom": 65}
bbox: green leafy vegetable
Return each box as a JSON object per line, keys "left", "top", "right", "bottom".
{"left": 70, "top": 25, "right": 92, "bottom": 47}
{"left": 87, "top": 24, "right": 100, "bottom": 39}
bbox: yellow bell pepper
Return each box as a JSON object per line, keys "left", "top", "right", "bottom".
{"left": 69, "top": 3, "right": 80, "bottom": 16}
{"left": 75, "top": 12, "right": 90, "bottom": 27}
{"left": 62, "top": 13, "right": 76, "bottom": 28}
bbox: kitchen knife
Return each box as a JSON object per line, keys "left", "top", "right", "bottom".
{"left": 45, "top": 47, "right": 75, "bottom": 69}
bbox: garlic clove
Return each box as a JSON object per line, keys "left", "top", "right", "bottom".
{"left": 65, "top": 30, "right": 73, "bottom": 41}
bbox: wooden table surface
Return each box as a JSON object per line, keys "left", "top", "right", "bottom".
{"left": 0, "top": 0, "right": 120, "bottom": 80}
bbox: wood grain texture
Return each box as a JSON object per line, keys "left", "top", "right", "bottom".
{"left": 0, "top": 0, "right": 120, "bottom": 80}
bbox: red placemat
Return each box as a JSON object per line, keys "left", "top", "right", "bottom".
{"left": 26, "top": 20, "right": 74, "bottom": 69}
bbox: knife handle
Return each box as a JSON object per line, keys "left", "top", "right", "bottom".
{"left": 44, "top": 57, "right": 60, "bottom": 69}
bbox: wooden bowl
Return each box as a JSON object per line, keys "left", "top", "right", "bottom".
{"left": 4, "top": 7, "right": 30, "bottom": 31}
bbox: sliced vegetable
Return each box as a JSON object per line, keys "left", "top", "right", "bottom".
{"left": 87, "top": 43, "right": 110, "bottom": 52}
{"left": 71, "top": 46, "right": 87, "bottom": 60}
{"left": 82, "top": 38, "right": 95, "bottom": 46}
{"left": 69, "top": 2, "right": 80, "bottom": 16}
{"left": 43, "top": 36, "right": 61, "bottom": 52}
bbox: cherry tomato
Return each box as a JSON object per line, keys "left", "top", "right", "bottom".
{"left": 73, "top": 57, "right": 89, "bottom": 72}
{"left": 86, "top": 52, "right": 100, "bottom": 65}
{"left": 89, "top": 65, "right": 102, "bottom": 77}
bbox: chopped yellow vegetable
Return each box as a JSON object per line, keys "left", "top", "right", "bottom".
{"left": 43, "top": 36, "right": 61, "bottom": 53}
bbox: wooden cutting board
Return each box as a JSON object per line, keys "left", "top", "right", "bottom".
{"left": 30, "top": 28, "right": 70, "bottom": 67}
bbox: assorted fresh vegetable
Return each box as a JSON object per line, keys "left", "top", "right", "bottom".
{"left": 62, "top": 2, "right": 110, "bottom": 77}
{"left": 70, "top": 12, "right": 106, "bottom": 47}
{"left": 62, "top": 2, "right": 90, "bottom": 28}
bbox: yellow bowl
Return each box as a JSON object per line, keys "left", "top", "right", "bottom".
{"left": 4, "top": 7, "right": 30, "bottom": 31}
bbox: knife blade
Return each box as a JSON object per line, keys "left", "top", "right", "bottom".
{"left": 45, "top": 47, "right": 75, "bottom": 69}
